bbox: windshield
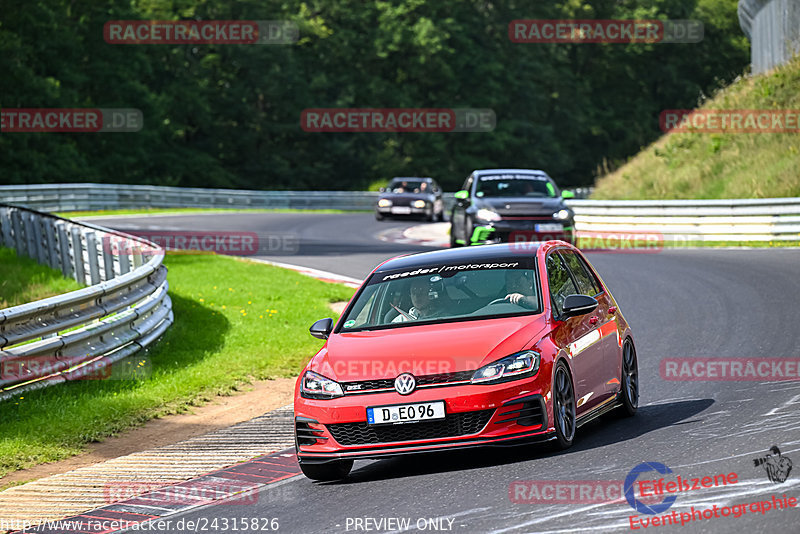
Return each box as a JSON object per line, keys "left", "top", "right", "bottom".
{"left": 476, "top": 175, "right": 555, "bottom": 198}
{"left": 338, "top": 259, "right": 541, "bottom": 332}
{"left": 389, "top": 180, "right": 426, "bottom": 193}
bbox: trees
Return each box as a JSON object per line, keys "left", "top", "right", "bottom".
{"left": 0, "top": 0, "right": 748, "bottom": 190}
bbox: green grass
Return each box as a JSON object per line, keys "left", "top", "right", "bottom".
{"left": 592, "top": 55, "right": 800, "bottom": 200}
{"left": 56, "top": 207, "right": 362, "bottom": 218}
{"left": 0, "top": 255, "right": 354, "bottom": 478}
{"left": 0, "top": 248, "right": 83, "bottom": 308}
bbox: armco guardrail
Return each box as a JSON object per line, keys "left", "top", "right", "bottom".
{"left": 0, "top": 183, "right": 594, "bottom": 213}
{"left": 0, "top": 183, "right": 380, "bottom": 212}
{"left": 567, "top": 197, "right": 800, "bottom": 242}
{"left": 0, "top": 204, "right": 173, "bottom": 401}
{"left": 3, "top": 183, "right": 794, "bottom": 242}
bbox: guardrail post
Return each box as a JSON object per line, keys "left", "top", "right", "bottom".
{"left": 0, "top": 208, "right": 12, "bottom": 248}
{"left": 118, "top": 239, "right": 131, "bottom": 275}
{"left": 55, "top": 221, "right": 73, "bottom": 279}
{"left": 11, "top": 209, "right": 24, "bottom": 255}
{"left": 132, "top": 245, "right": 144, "bottom": 269}
{"left": 22, "top": 212, "right": 38, "bottom": 259}
{"left": 70, "top": 226, "right": 86, "bottom": 284}
{"left": 31, "top": 214, "right": 47, "bottom": 265}
{"left": 85, "top": 231, "right": 101, "bottom": 285}
{"left": 43, "top": 218, "right": 59, "bottom": 269}
{"left": 101, "top": 236, "right": 116, "bottom": 280}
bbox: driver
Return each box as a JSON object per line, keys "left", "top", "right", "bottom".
{"left": 392, "top": 276, "right": 451, "bottom": 322}
{"left": 503, "top": 269, "right": 537, "bottom": 309}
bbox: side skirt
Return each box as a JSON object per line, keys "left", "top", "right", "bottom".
{"left": 576, "top": 396, "right": 622, "bottom": 429}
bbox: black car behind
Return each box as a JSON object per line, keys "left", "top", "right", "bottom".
{"left": 450, "top": 169, "right": 575, "bottom": 247}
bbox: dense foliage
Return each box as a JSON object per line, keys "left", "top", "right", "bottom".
{"left": 0, "top": 0, "right": 749, "bottom": 190}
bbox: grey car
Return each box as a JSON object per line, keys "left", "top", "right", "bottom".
{"left": 375, "top": 177, "right": 445, "bottom": 222}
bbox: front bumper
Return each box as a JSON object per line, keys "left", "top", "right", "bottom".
{"left": 377, "top": 205, "right": 430, "bottom": 217}
{"left": 469, "top": 220, "right": 575, "bottom": 245}
{"left": 295, "top": 379, "right": 552, "bottom": 463}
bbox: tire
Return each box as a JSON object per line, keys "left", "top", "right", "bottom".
{"left": 616, "top": 338, "right": 639, "bottom": 417}
{"left": 426, "top": 209, "right": 435, "bottom": 222}
{"left": 375, "top": 211, "right": 385, "bottom": 221}
{"left": 299, "top": 459, "right": 353, "bottom": 481}
{"left": 552, "top": 361, "right": 576, "bottom": 449}
{"left": 449, "top": 216, "right": 461, "bottom": 248}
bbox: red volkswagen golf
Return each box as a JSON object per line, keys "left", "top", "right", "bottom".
{"left": 294, "top": 241, "right": 638, "bottom": 480}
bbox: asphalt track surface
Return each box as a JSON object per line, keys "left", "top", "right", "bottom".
{"left": 91, "top": 212, "right": 800, "bottom": 533}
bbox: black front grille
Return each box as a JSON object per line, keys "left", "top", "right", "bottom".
{"left": 342, "top": 370, "right": 473, "bottom": 394}
{"left": 327, "top": 409, "right": 494, "bottom": 446}
{"left": 417, "top": 370, "right": 474, "bottom": 386}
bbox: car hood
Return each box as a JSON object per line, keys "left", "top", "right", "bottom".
{"left": 476, "top": 197, "right": 565, "bottom": 216}
{"left": 309, "top": 317, "right": 547, "bottom": 381}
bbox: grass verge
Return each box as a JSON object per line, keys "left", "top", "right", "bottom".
{"left": 0, "top": 254, "right": 354, "bottom": 478}
{"left": 592, "top": 56, "right": 800, "bottom": 200}
{"left": 0, "top": 248, "right": 83, "bottom": 308}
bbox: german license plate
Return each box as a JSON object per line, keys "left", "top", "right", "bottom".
{"left": 367, "top": 401, "right": 445, "bottom": 425}
{"left": 535, "top": 223, "right": 564, "bottom": 232}
{"left": 391, "top": 206, "right": 412, "bottom": 214}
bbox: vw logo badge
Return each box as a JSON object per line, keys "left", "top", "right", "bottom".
{"left": 394, "top": 373, "right": 416, "bottom": 395}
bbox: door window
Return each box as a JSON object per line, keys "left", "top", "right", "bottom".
{"left": 546, "top": 253, "right": 578, "bottom": 317}
{"left": 559, "top": 251, "right": 601, "bottom": 296}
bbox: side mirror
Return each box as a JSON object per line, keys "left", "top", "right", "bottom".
{"left": 562, "top": 294, "right": 598, "bottom": 318}
{"left": 309, "top": 318, "right": 334, "bottom": 339}
{"left": 454, "top": 190, "right": 470, "bottom": 205}
{"left": 562, "top": 190, "right": 575, "bottom": 199}
{"left": 379, "top": 187, "right": 386, "bottom": 193}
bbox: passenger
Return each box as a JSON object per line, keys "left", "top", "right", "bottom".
{"left": 503, "top": 270, "right": 537, "bottom": 309}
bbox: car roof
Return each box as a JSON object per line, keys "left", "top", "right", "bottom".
{"left": 473, "top": 169, "right": 549, "bottom": 177}
{"left": 373, "top": 243, "right": 542, "bottom": 273}
{"left": 390, "top": 177, "right": 433, "bottom": 181}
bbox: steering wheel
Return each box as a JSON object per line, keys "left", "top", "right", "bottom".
{"left": 488, "top": 297, "right": 526, "bottom": 307}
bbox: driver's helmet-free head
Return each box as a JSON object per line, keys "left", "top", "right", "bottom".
{"left": 410, "top": 275, "right": 444, "bottom": 301}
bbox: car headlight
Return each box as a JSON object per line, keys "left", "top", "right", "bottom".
{"left": 553, "top": 209, "right": 572, "bottom": 220}
{"left": 471, "top": 350, "right": 540, "bottom": 384}
{"left": 301, "top": 370, "right": 344, "bottom": 399}
{"left": 412, "top": 200, "right": 427, "bottom": 209}
{"left": 476, "top": 208, "right": 502, "bottom": 222}
{"left": 378, "top": 199, "right": 392, "bottom": 208}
